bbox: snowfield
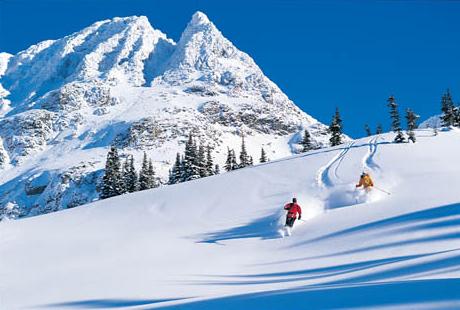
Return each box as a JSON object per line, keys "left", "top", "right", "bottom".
{"left": 1, "top": 129, "right": 460, "bottom": 309}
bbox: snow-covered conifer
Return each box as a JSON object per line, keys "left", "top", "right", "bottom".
{"left": 260, "top": 147, "right": 268, "bottom": 163}
{"left": 329, "top": 107, "right": 343, "bottom": 146}
{"left": 205, "top": 146, "right": 214, "bottom": 176}
{"left": 406, "top": 108, "right": 420, "bottom": 143}
{"left": 441, "top": 89, "right": 456, "bottom": 127}
{"left": 101, "top": 146, "right": 123, "bottom": 199}
{"left": 387, "top": 96, "right": 405, "bottom": 143}
{"left": 365, "top": 124, "right": 372, "bottom": 137}
{"left": 300, "top": 129, "right": 312, "bottom": 152}
{"left": 196, "top": 144, "right": 206, "bottom": 177}
{"left": 239, "top": 135, "right": 249, "bottom": 168}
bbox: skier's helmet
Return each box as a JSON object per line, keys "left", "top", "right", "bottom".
{"left": 292, "top": 198, "right": 297, "bottom": 203}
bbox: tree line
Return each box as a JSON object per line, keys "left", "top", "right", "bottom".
{"left": 101, "top": 89, "right": 459, "bottom": 198}
{"left": 101, "top": 147, "right": 158, "bottom": 199}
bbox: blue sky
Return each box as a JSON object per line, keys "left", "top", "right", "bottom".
{"left": 1, "top": 0, "right": 459, "bottom": 138}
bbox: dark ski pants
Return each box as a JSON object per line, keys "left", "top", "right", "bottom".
{"left": 285, "top": 217, "right": 296, "bottom": 228}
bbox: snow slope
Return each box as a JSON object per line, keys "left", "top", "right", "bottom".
{"left": 0, "top": 12, "right": 332, "bottom": 217}
{"left": 1, "top": 129, "right": 459, "bottom": 309}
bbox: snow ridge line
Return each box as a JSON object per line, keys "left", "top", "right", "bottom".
{"left": 316, "top": 141, "right": 355, "bottom": 188}
{"left": 363, "top": 137, "right": 381, "bottom": 173}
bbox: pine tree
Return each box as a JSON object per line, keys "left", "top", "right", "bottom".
{"left": 440, "top": 89, "right": 456, "bottom": 127}
{"left": 387, "top": 96, "right": 405, "bottom": 143}
{"left": 169, "top": 153, "right": 182, "bottom": 184}
{"left": 248, "top": 156, "right": 254, "bottom": 166}
{"left": 196, "top": 144, "right": 206, "bottom": 178}
{"left": 179, "top": 155, "right": 186, "bottom": 182}
{"left": 329, "top": 107, "right": 343, "bottom": 146}
{"left": 239, "top": 135, "right": 249, "bottom": 168}
{"left": 120, "top": 157, "right": 130, "bottom": 194}
{"left": 231, "top": 149, "right": 238, "bottom": 170}
{"left": 205, "top": 146, "right": 214, "bottom": 176}
{"left": 121, "top": 155, "right": 138, "bottom": 193}
{"left": 364, "top": 124, "right": 372, "bottom": 137}
{"left": 184, "top": 133, "right": 200, "bottom": 180}
{"left": 225, "top": 147, "right": 233, "bottom": 172}
{"left": 406, "top": 108, "right": 420, "bottom": 143}
{"left": 127, "top": 155, "right": 138, "bottom": 192}
{"left": 376, "top": 124, "right": 383, "bottom": 135}
{"left": 101, "top": 146, "right": 123, "bottom": 199}
{"left": 300, "top": 129, "right": 313, "bottom": 152}
{"left": 259, "top": 147, "right": 268, "bottom": 163}
{"left": 138, "top": 152, "right": 150, "bottom": 191}
{"left": 214, "top": 164, "right": 220, "bottom": 175}
{"left": 454, "top": 106, "right": 460, "bottom": 127}
{"left": 147, "top": 159, "right": 157, "bottom": 188}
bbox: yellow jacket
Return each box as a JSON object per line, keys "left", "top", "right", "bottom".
{"left": 356, "top": 174, "right": 374, "bottom": 188}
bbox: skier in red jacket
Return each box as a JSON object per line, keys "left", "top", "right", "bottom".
{"left": 284, "top": 198, "right": 302, "bottom": 228}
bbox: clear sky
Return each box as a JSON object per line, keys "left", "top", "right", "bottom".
{"left": 1, "top": 0, "right": 459, "bottom": 138}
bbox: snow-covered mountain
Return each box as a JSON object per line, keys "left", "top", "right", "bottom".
{"left": 0, "top": 12, "right": 332, "bottom": 218}
{"left": 419, "top": 114, "right": 442, "bottom": 129}
{"left": 1, "top": 129, "right": 459, "bottom": 309}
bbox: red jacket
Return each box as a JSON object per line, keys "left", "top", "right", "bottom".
{"left": 284, "top": 203, "right": 302, "bottom": 219}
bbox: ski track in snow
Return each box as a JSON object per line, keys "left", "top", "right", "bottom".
{"left": 363, "top": 137, "right": 381, "bottom": 173}
{"left": 316, "top": 141, "right": 356, "bottom": 188}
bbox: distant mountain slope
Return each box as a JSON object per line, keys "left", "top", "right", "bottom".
{"left": 0, "top": 12, "right": 334, "bottom": 218}
{"left": 1, "top": 129, "right": 459, "bottom": 309}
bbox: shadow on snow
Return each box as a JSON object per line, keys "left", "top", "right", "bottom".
{"left": 156, "top": 279, "right": 460, "bottom": 310}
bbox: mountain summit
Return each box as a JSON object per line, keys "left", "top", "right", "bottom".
{"left": 0, "top": 12, "right": 331, "bottom": 218}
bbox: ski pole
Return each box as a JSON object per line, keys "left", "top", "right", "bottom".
{"left": 374, "top": 186, "right": 391, "bottom": 195}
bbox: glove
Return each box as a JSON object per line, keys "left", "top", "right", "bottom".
{"left": 298, "top": 215, "right": 301, "bottom": 220}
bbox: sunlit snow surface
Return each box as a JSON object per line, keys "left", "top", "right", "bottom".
{"left": 1, "top": 130, "right": 459, "bottom": 309}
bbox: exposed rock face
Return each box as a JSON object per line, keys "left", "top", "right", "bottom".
{"left": 0, "top": 12, "right": 336, "bottom": 219}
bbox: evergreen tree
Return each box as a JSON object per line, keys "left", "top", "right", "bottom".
{"left": 147, "top": 159, "right": 157, "bottom": 188}
{"left": 364, "top": 124, "right": 372, "bottom": 137}
{"left": 259, "top": 147, "right": 268, "bottom": 163}
{"left": 129, "top": 156, "right": 138, "bottom": 192}
{"left": 454, "top": 106, "right": 460, "bottom": 127}
{"left": 184, "top": 133, "right": 200, "bottom": 180}
{"left": 231, "top": 149, "right": 238, "bottom": 170}
{"left": 138, "top": 152, "right": 150, "bottom": 191}
{"left": 440, "top": 89, "right": 456, "bottom": 127}
{"left": 300, "top": 129, "right": 313, "bottom": 152}
{"left": 214, "top": 164, "right": 220, "bottom": 175}
{"left": 225, "top": 147, "right": 233, "bottom": 172}
{"left": 122, "top": 155, "right": 138, "bottom": 193}
{"left": 329, "top": 107, "right": 343, "bottom": 146}
{"left": 205, "top": 146, "right": 214, "bottom": 176}
{"left": 179, "top": 155, "right": 186, "bottom": 182}
{"left": 376, "top": 123, "right": 383, "bottom": 135}
{"left": 406, "top": 108, "right": 420, "bottom": 143}
{"left": 239, "top": 135, "right": 249, "bottom": 168}
{"left": 387, "top": 96, "right": 405, "bottom": 143}
{"left": 196, "top": 144, "right": 206, "bottom": 178}
{"left": 120, "top": 157, "right": 130, "bottom": 194}
{"left": 248, "top": 156, "right": 254, "bottom": 166}
{"left": 169, "top": 153, "right": 182, "bottom": 184}
{"left": 101, "top": 146, "right": 123, "bottom": 199}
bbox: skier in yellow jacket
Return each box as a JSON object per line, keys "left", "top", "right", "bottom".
{"left": 356, "top": 172, "right": 374, "bottom": 192}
